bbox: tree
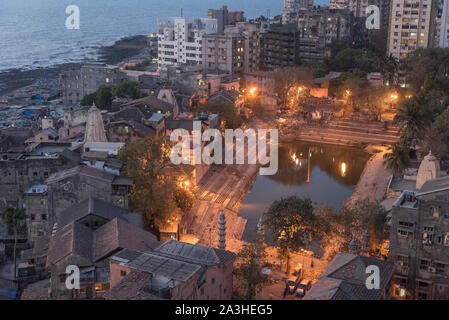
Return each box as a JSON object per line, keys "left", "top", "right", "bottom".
{"left": 0, "top": 207, "right": 26, "bottom": 279}
{"left": 262, "top": 196, "right": 325, "bottom": 274}
{"left": 81, "top": 80, "right": 140, "bottom": 109}
{"left": 321, "top": 200, "right": 387, "bottom": 260}
{"left": 198, "top": 101, "right": 242, "bottom": 129}
{"left": 424, "top": 107, "right": 449, "bottom": 159}
{"left": 233, "top": 238, "right": 270, "bottom": 300}
{"left": 119, "top": 138, "right": 194, "bottom": 231}
{"left": 95, "top": 85, "right": 114, "bottom": 110}
{"left": 383, "top": 142, "right": 410, "bottom": 176}
{"left": 270, "top": 67, "right": 314, "bottom": 108}
{"left": 394, "top": 95, "right": 433, "bottom": 140}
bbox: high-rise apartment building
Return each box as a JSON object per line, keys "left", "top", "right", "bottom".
{"left": 282, "top": 0, "right": 314, "bottom": 24}
{"left": 387, "top": 0, "right": 434, "bottom": 58}
{"left": 439, "top": 0, "right": 449, "bottom": 47}
{"left": 297, "top": 8, "right": 354, "bottom": 64}
{"left": 157, "top": 17, "right": 218, "bottom": 68}
{"left": 207, "top": 6, "right": 229, "bottom": 34}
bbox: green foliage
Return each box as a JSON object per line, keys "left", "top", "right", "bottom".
{"left": 383, "top": 142, "right": 411, "bottom": 175}
{"left": 81, "top": 80, "right": 140, "bottom": 110}
{"left": 233, "top": 238, "right": 270, "bottom": 300}
{"left": 118, "top": 138, "right": 193, "bottom": 230}
{"left": 125, "top": 60, "right": 152, "bottom": 71}
{"left": 330, "top": 48, "right": 378, "bottom": 73}
{"left": 270, "top": 67, "right": 314, "bottom": 107}
{"left": 0, "top": 206, "right": 26, "bottom": 279}
{"left": 393, "top": 94, "right": 435, "bottom": 140}
{"left": 174, "top": 187, "right": 196, "bottom": 214}
{"left": 424, "top": 107, "right": 449, "bottom": 159}
{"left": 404, "top": 48, "right": 449, "bottom": 96}
{"left": 263, "top": 196, "right": 326, "bottom": 273}
{"left": 198, "top": 101, "right": 242, "bottom": 129}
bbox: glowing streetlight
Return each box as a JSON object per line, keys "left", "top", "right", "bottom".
{"left": 390, "top": 93, "right": 398, "bottom": 100}
{"left": 345, "top": 90, "right": 351, "bottom": 96}
{"left": 249, "top": 87, "right": 257, "bottom": 95}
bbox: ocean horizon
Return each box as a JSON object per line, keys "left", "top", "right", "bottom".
{"left": 0, "top": 0, "right": 329, "bottom": 72}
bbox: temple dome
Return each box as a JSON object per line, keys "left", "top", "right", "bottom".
{"left": 416, "top": 151, "right": 440, "bottom": 190}
{"left": 84, "top": 102, "right": 108, "bottom": 143}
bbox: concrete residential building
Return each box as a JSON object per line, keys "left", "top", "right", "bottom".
{"left": 104, "top": 240, "right": 236, "bottom": 300}
{"left": 297, "top": 8, "right": 353, "bottom": 64}
{"left": 387, "top": 0, "right": 434, "bottom": 58}
{"left": 157, "top": 17, "right": 218, "bottom": 68}
{"left": 202, "top": 29, "right": 245, "bottom": 76}
{"left": 60, "top": 63, "right": 124, "bottom": 105}
{"left": 439, "top": 0, "right": 449, "bottom": 47}
{"left": 260, "top": 24, "right": 301, "bottom": 70}
{"left": 207, "top": 6, "right": 229, "bottom": 34}
{"left": 389, "top": 176, "right": 449, "bottom": 300}
{"left": 282, "top": 0, "right": 314, "bottom": 24}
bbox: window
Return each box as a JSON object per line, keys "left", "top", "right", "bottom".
{"left": 419, "top": 259, "right": 430, "bottom": 271}
{"left": 435, "top": 262, "right": 447, "bottom": 275}
{"left": 120, "top": 270, "right": 127, "bottom": 277}
{"left": 431, "top": 206, "right": 439, "bottom": 218}
{"left": 41, "top": 214, "right": 47, "bottom": 220}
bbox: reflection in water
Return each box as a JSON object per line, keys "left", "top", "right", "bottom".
{"left": 239, "top": 141, "right": 370, "bottom": 241}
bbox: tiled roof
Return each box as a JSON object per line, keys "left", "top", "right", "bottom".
{"left": 56, "top": 197, "right": 128, "bottom": 230}
{"left": 95, "top": 218, "right": 160, "bottom": 261}
{"left": 46, "top": 165, "right": 115, "bottom": 184}
{"left": 20, "top": 279, "right": 50, "bottom": 300}
{"left": 155, "top": 239, "right": 236, "bottom": 266}
{"left": 47, "top": 218, "right": 159, "bottom": 266}
{"left": 304, "top": 253, "right": 394, "bottom": 300}
{"left": 127, "top": 252, "right": 202, "bottom": 282}
{"left": 46, "top": 222, "right": 93, "bottom": 267}
{"left": 32, "top": 236, "right": 50, "bottom": 258}
{"left": 416, "top": 175, "right": 449, "bottom": 196}
{"left": 122, "top": 96, "right": 174, "bottom": 113}
{"left": 102, "top": 270, "right": 153, "bottom": 300}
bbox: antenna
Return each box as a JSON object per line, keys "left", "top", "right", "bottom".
{"left": 267, "top": 9, "right": 270, "bottom": 20}
{"left": 181, "top": 8, "right": 183, "bottom": 17}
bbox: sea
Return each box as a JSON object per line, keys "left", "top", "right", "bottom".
{"left": 0, "top": 0, "right": 329, "bottom": 72}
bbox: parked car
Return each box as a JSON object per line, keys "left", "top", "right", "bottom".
{"left": 296, "top": 279, "right": 312, "bottom": 298}
{"left": 286, "top": 276, "right": 298, "bottom": 293}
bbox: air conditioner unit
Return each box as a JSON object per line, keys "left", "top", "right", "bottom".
{"left": 428, "top": 267, "right": 436, "bottom": 273}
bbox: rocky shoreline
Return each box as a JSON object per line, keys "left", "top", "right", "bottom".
{"left": 0, "top": 35, "right": 149, "bottom": 97}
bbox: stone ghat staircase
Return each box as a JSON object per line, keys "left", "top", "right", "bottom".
{"left": 292, "top": 119, "right": 400, "bottom": 145}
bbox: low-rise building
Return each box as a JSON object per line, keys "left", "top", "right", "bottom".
{"left": 304, "top": 253, "right": 394, "bottom": 300}
{"left": 104, "top": 240, "right": 236, "bottom": 300}
{"left": 60, "top": 63, "right": 125, "bottom": 105}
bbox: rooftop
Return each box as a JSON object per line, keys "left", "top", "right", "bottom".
{"left": 304, "top": 253, "right": 394, "bottom": 300}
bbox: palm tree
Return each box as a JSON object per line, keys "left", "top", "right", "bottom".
{"left": 394, "top": 95, "right": 432, "bottom": 140}
{"left": 383, "top": 143, "right": 410, "bottom": 176}
{"left": 0, "top": 207, "right": 26, "bottom": 279}
{"left": 379, "top": 54, "right": 400, "bottom": 87}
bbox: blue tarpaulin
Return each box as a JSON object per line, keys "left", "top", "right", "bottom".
{"left": 0, "top": 287, "right": 17, "bottom": 299}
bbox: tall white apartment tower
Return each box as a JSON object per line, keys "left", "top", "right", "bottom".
{"left": 440, "top": 0, "right": 449, "bottom": 47}
{"left": 157, "top": 17, "right": 218, "bottom": 68}
{"left": 387, "top": 0, "right": 434, "bottom": 58}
